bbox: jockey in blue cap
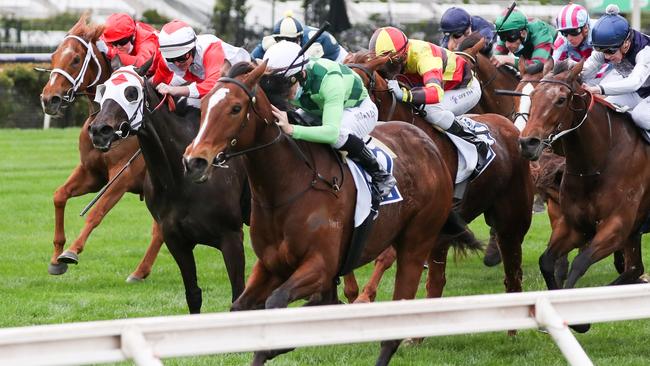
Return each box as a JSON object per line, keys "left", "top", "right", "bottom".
{"left": 439, "top": 7, "right": 495, "bottom": 55}
{"left": 582, "top": 4, "right": 650, "bottom": 130}
{"left": 251, "top": 11, "right": 348, "bottom": 62}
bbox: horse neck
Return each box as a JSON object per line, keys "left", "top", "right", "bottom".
{"left": 476, "top": 55, "right": 517, "bottom": 117}
{"left": 243, "top": 114, "right": 324, "bottom": 206}
{"left": 560, "top": 103, "right": 612, "bottom": 175}
{"left": 139, "top": 88, "right": 198, "bottom": 192}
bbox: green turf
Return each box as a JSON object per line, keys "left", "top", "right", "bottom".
{"left": 1, "top": 128, "right": 649, "bottom": 365}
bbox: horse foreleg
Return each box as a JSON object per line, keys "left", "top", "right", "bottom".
{"left": 50, "top": 164, "right": 102, "bottom": 274}
{"left": 539, "top": 217, "right": 583, "bottom": 291}
{"left": 342, "top": 273, "right": 359, "bottom": 303}
{"left": 609, "top": 233, "right": 644, "bottom": 286}
{"left": 355, "top": 246, "right": 396, "bottom": 303}
{"left": 219, "top": 229, "right": 246, "bottom": 303}
{"left": 57, "top": 181, "right": 127, "bottom": 264}
{"left": 127, "top": 220, "right": 164, "bottom": 283}
{"left": 231, "top": 261, "right": 283, "bottom": 312}
{"left": 165, "top": 236, "right": 202, "bottom": 313}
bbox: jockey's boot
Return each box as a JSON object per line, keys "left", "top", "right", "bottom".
{"left": 447, "top": 117, "right": 495, "bottom": 180}
{"left": 341, "top": 134, "right": 397, "bottom": 202}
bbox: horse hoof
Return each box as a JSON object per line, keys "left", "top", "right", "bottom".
{"left": 125, "top": 275, "right": 145, "bottom": 283}
{"left": 483, "top": 251, "right": 502, "bottom": 267}
{"left": 403, "top": 337, "right": 424, "bottom": 346}
{"left": 48, "top": 262, "right": 68, "bottom": 275}
{"left": 570, "top": 323, "right": 591, "bottom": 333}
{"left": 57, "top": 251, "right": 79, "bottom": 264}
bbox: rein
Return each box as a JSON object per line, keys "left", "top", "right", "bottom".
{"left": 50, "top": 35, "right": 103, "bottom": 103}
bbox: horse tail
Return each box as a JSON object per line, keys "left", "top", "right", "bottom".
{"left": 441, "top": 211, "right": 484, "bottom": 257}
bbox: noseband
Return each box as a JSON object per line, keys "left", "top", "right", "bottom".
{"left": 50, "top": 35, "right": 103, "bottom": 103}
{"left": 213, "top": 76, "right": 282, "bottom": 166}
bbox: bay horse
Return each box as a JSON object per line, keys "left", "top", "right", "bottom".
{"left": 40, "top": 14, "right": 162, "bottom": 282}
{"left": 183, "top": 61, "right": 464, "bottom": 365}
{"left": 343, "top": 49, "right": 533, "bottom": 303}
{"left": 519, "top": 59, "right": 650, "bottom": 332}
{"left": 88, "top": 62, "right": 249, "bottom": 313}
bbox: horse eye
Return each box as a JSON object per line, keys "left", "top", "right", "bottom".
{"left": 231, "top": 105, "right": 242, "bottom": 114}
{"left": 72, "top": 56, "right": 81, "bottom": 65}
{"left": 556, "top": 96, "right": 567, "bottom": 105}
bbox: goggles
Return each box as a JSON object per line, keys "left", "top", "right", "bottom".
{"left": 560, "top": 27, "right": 582, "bottom": 37}
{"left": 165, "top": 51, "right": 193, "bottom": 63}
{"left": 110, "top": 36, "right": 133, "bottom": 47}
{"left": 445, "top": 31, "right": 466, "bottom": 39}
{"left": 498, "top": 29, "right": 522, "bottom": 43}
{"left": 594, "top": 45, "right": 621, "bottom": 55}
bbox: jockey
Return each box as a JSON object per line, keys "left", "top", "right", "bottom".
{"left": 581, "top": 5, "right": 650, "bottom": 130}
{"left": 265, "top": 41, "right": 396, "bottom": 203}
{"left": 98, "top": 13, "right": 159, "bottom": 70}
{"left": 553, "top": 4, "right": 595, "bottom": 63}
{"left": 369, "top": 26, "right": 493, "bottom": 179}
{"left": 439, "top": 7, "right": 496, "bottom": 55}
{"left": 492, "top": 9, "right": 557, "bottom": 74}
{"left": 251, "top": 11, "right": 348, "bottom": 62}
{"left": 152, "top": 20, "right": 250, "bottom": 103}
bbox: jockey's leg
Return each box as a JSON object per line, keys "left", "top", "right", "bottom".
{"left": 336, "top": 98, "right": 396, "bottom": 200}
{"left": 630, "top": 96, "right": 650, "bottom": 130}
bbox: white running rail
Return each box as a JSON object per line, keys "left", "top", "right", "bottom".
{"left": 2, "top": 284, "right": 650, "bottom": 366}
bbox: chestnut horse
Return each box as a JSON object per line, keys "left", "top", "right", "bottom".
{"left": 88, "top": 64, "right": 249, "bottom": 313}
{"left": 183, "top": 61, "right": 462, "bottom": 365}
{"left": 40, "top": 15, "right": 162, "bottom": 282}
{"left": 343, "top": 50, "right": 533, "bottom": 303}
{"left": 519, "top": 59, "right": 650, "bottom": 332}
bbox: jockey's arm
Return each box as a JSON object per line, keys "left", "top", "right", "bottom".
{"left": 189, "top": 43, "right": 226, "bottom": 98}
{"left": 598, "top": 47, "right": 650, "bottom": 95}
{"left": 580, "top": 51, "right": 606, "bottom": 81}
{"left": 291, "top": 73, "right": 344, "bottom": 145}
{"left": 552, "top": 36, "right": 568, "bottom": 62}
{"left": 401, "top": 51, "right": 445, "bottom": 105}
{"left": 114, "top": 34, "right": 158, "bottom": 67}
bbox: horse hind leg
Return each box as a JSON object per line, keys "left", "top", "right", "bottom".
{"left": 482, "top": 227, "right": 502, "bottom": 267}
{"left": 355, "top": 246, "right": 397, "bottom": 303}
{"left": 126, "top": 220, "right": 164, "bottom": 283}
{"left": 342, "top": 273, "right": 359, "bottom": 303}
{"left": 609, "top": 233, "right": 644, "bottom": 286}
{"left": 50, "top": 164, "right": 102, "bottom": 275}
{"left": 166, "top": 237, "right": 202, "bottom": 314}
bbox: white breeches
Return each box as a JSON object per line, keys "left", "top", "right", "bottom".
{"left": 423, "top": 76, "right": 482, "bottom": 130}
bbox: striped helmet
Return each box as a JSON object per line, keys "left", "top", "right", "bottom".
{"left": 369, "top": 27, "right": 409, "bottom": 56}
{"left": 556, "top": 4, "right": 589, "bottom": 31}
{"left": 158, "top": 20, "right": 196, "bottom": 59}
{"left": 272, "top": 12, "right": 304, "bottom": 38}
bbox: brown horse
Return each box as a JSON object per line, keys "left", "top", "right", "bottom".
{"left": 519, "top": 59, "right": 650, "bottom": 332}
{"left": 343, "top": 49, "right": 534, "bottom": 303}
{"left": 40, "top": 15, "right": 162, "bottom": 282}
{"left": 182, "top": 61, "right": 464, "bottom": 365}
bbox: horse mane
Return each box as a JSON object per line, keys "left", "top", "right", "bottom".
{"left": 69, "top": 12, "right": 104, "bottom": 42}
{"left": 552, "top": 60, "right": 570, "bottom": 75}
{"left": 457, "top": 32, "right": 483, "bottom": 52}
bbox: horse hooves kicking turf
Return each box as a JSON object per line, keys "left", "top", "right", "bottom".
{"left": 125, "top": 275, "right": 145, "bottom": 283}
{"left": 56, "top": 251, "right": 79, "bottom": 264}
{"left": 47, "top": 262, "right": 68, "bottom": 275}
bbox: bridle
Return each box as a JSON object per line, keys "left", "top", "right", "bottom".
{"left": 213, "top": 76, "right": 282, "bottom": 166}
{"left": 50, "top": 35, "right": 103, "bottom": 104}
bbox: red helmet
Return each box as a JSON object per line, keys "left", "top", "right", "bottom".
{"left": 103, "top": 13, "right": 136, "bottom": 42}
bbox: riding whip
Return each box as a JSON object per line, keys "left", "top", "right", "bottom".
{"left": 79, "top": 149, "right": 142, "bottom": 216}
{"left": 496, "top": 1, "right": 518, "bottom": 33}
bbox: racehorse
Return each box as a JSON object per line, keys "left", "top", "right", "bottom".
{"left": 182, "top": 61, "right": 468, "bottom": 365}
{"left": 343, "top": 48, "right": 533, "bottom": 303}
{"left": 40, "top": 14, "right": 162, "bottom": 282}
{"left": 519, "top": 59, "right": 650, "bottom": 331}
{"left": 88, "top": 62, "right": 250, "bottom": 313}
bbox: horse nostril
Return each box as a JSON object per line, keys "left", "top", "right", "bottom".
{"left": 184, "top": 157, "right": 209, "bottom": 182}
{"left": 99, "top": 125, "right": 114, "bottom": 137}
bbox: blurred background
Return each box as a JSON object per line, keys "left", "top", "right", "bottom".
{"left": 0, "top": 0, "right": 645, "bottom": 128}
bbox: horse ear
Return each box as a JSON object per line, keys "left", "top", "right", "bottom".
{"left": 468, "top": 37, "right": 485, "bottom": 56}
{"left": 136, "top": 57, "right": 154, "bottom": 76}
{"left": 518, "top": 57, "right": 527, "bottom": 75}
{"left": 111, "top": 56, "right": 123, "bottom": 71}
{"left": 567, "top": 59, "right": 585, "bottom": 82}
{"left": 244, "top": 60, "right": 268, "bottom": 87}
{"left": 543, "top": 58, "right": 554, "bottom": 76}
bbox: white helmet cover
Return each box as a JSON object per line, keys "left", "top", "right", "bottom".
{"left": 263, "top": 40, "right": 308, "bottom": 76}
{"left": 159, "top": 20, "right": 197, "bottom": 59}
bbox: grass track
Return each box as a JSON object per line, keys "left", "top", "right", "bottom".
{"left": 1, "top": 128, "right": 650, "bottom": 365}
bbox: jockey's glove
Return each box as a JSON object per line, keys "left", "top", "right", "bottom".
{"left": 387, "top": 79, "right": 411, "bottom": 103}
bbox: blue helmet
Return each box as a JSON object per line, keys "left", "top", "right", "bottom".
{"left": 592, "top": 4, "right": 630, "bottom": 48}
{"left": 440, "top": 7, "right": 472, "bottom": 33}
{"left": 273, "top": 11, "right": 304, "bottom": 39}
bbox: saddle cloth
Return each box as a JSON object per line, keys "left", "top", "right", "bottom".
{"left": 347, "top": 138, "right": 403, "bottom": 227}
{"left": 445, "top": 116, "right": 496, "bottom": 183}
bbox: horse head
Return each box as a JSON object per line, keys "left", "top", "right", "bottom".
{"left": 88, "top": 60, "right": 153, "bottom": 151}
{"left": 519, "top": 58, "right": 586, "bottom": 160}
{"left": 41, "top": 13, "right": 109, "bottom": 115}
{"left": 183, "top": 61, "right": 273, "bottom": 183}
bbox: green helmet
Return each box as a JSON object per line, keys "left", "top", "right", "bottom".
{"left": 495, "top": 9, "right": 528, "bottom": 32}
